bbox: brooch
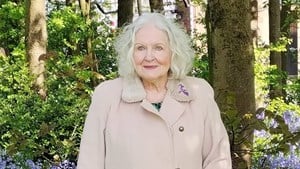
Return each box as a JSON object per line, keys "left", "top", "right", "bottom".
{"left": 178, "top": 84, "right": 189, "bottom": 96}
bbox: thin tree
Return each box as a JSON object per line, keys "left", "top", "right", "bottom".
{"left": 78, "top": 0, "right": 91, "bottom": 56}
{"left": 137, "top": 0, "right": 142, "bottom": 15}
{"left": 269, "top": 0, "right": 283, "bottom": 98}
{"left": 175, "top": 0, "right": 191, "bottom": 34}
{"left": 279, "top": 0, "right": 299, "bottom": 100}
{"left": 0, "top": 47, "right": 6, "bottom": 57}
{"left": 79, "top": 0, "right": 100, "bottom": 86}
{"left": 149, "top": 0, "right": 164, "bottom": 13}
{"left": 66, "top": 0, "right": 75, "bottom": 6}
{"left": 280, "top": 1, "right": 289, "bottom": 75}
{"left": 117, "top": 0, "right": 134, "bottom": 27}
{"left": 25, "top": 0, "right": 47, "bottom": 99}
{"left": 207, "top": 0, "right": 256, "bottom": 168}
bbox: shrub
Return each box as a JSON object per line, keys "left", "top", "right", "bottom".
{"left": 0, "top": 4, "right": 117, "bottom": 167}
{"left": 252, "top": 99, "right": 300, "bottom": 168}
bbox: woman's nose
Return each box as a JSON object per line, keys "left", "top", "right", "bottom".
{"left": 144, "top": 49, "right": 155, "bottom": 61}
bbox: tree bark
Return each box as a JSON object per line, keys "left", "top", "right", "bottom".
{"left": 250, "top": 0, "right": 258, "bottom": 45}
{"left": 149, "top": 0, "right": 164, "bottom": 13}
{"left": 79, "top": 0, "right": 90, "bottom": 18}
{"left": 78, "top": 0, "right": 92, "bottom": 61}
{"left": 78, "top": 0, "right": 91, "bottom": 58}
{"left": 176, "top": 0, "right": 191, "bottom": 34}
{"left": 207, "top": 0, "right": 255, "bottom": 168}
{"left": 0, "top": 47, "right": 6, "bottom": 57}
{"left": 269, "top": 0, "right": 282, "bottom": 98}
{"left": 25, "top": 0, "right": 47, "bottom": 99}
{"left": 66, "top": 0, "right": 75, "bottom": 6}
{"left": 117, "top": 0, "right": 134, "bottom": 27}
{"left": 280, "top": 2, "right": 292, "bottom": 100}
{"left": 79, "top": 0, "right": 99, "bottom": 86}
{"left": 136, "top": 0, "right": 142, "bottom": 15}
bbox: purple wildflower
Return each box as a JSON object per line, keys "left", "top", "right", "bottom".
{"left": 26, "top": 159, "right": 42, "bottom": 169}
{"left": 50, "top": 160, "right": 76, "bottom": 169}
{"left": 254, "top": 129, "right": 269, "bottom": 138}
{"left": 269, "top": 119, "right": 279, "bottom": 128}
{"left": 283, "top": 111, "right": 300, "bottom": 133}
{"left": 256, "top": 110, "right": 265, "bottom": 120}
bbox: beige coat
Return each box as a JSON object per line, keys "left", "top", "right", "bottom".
{"left": 77, "top": 77, "right": 232, "bottom": 169}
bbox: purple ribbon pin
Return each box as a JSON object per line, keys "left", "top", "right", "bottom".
{"left": 178, "top": 84, "right": 189, "bottom": 96}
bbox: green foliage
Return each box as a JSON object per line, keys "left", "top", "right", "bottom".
{"left": 47, "top": 6, "right": 89, "bottom": 55}
{"left": 0, "top": 1, "right": 25, "bottom": 53}
{"left": 286, "top": 77, "right": 300, "bottom": 104}
{"left": 281, "top": 0, "right": 300, "bottom": 32}
{"left": 190, "top": 26, "right": 209, "bottom": 80}
{"left": 0, "top": 44, "right": 91, "bottom": 166}
{"left": 93, "top": 16, "right": 118, "bottom": 79}
{"left": 254, "top": 37, "right": 291, "bottom": 103}
{"left": 0, "top": 44, "right": 40, "bottom": 158}
{"left": 0, "top": 3, "right": 118, "bottom": 167}
{"left": 47, "top": 6, "right": 118, "bottom": 80}
{"left": 252, "top": 98, "right": 300, "bottom": 167}
{"left": 252, "top": 38, "right": 300, "bottom": 167}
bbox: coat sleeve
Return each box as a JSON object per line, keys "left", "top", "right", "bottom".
{"left": 77, "top": 82, "right": 111, "bottom": 169}
{"left": 198, "top": 79, "right": 232, "bottom": 169}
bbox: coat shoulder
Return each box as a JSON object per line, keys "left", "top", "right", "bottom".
{"left": 93, "top": 78, "right": 123, "bottom": 98}
{"left": 184, "top": 76, "right": 214, "bottom": 99}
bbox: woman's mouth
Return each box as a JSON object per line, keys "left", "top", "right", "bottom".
{"left": 143, "top": 65, "right": 158, "bottom": 69}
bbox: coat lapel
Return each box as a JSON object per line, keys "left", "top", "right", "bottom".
{"left": 122, "top": 77, "right": 195, "bottom": 125}
{"left": 159, "top": 95, "right": 186, "bottom": 126}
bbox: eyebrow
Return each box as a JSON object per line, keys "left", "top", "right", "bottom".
{"left": 134, "top": 42, "right": 167, "bottom": 46}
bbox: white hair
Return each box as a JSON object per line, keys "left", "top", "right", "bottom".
{"left": 114, "top": 12, "right": 195, "bottom": 80}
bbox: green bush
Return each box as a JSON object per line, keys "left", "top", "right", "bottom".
{"left": 0, "top": 4, "right": 117, "bottom": 167}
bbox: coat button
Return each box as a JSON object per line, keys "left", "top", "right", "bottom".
{"left": 179, "top": 126, "right": 184, "bottom": 132}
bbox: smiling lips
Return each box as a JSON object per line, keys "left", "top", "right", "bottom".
{"left": 143, "top": 65, "right": 158, "bottom": 69}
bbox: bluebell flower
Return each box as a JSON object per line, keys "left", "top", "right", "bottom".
{"left": 283, "top": 111, "right": 300, "bottom": 133}
{"left": 25, "top": 159, "right": 42, "bottom": 169}
{"left": 269, "top": 118, "right": 279, "bottom": 128}
{"left": 50, "top": 160, "right": 76, "bottom": 169}
{"left": 256, "top": 110, "right": 265, "bottom": 120}
{"left": 254, "top": 129, "right": 269, "bottom": 138}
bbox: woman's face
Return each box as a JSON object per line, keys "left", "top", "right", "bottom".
{"left": 133, "top": 24, "right": 172, "bottom": 83}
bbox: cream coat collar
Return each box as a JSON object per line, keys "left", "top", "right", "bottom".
{"left": 121, "top": 76, "right": 195, "bottom": 103}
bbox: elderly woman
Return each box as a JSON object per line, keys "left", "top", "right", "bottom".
{"left": 77, "top": 13, "right": 232, "bottom": 169}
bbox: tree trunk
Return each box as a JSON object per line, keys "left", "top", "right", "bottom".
{"left": 250, "top": 0, "right": 258, "bottom": 45}
{"left": 25, "top": 0, "right": 47, "bottom": 99}
{"left": 0, "top": 47, "right": 6, "bottom": 57}
{"left": 149, "top": 0, "right": 164, "bottom": 13}
{"left": 280, "top": 2, "right": 292, "bottom": 101}
{"left": 79, "top": 0, "right": 90, "bottom": 18}
{"left": 66, "top": 0, "right": 75, "bottom": 6}
{"left": 176, "top": 0, "right": 191, "bottom": 34}
{"left": 79, "top": 0, "right": 98, "bottom": 86}
{"left": 280, "top": 4, "right": 288, "bottom": 73}
{"left": 207, "top": 0, "right": 255, "bottom": 168}
{"left": 269, "top": 0, "right": 282, "bottom": 98}
{"left": 136, "top": 0, "right": 142, "bottom": 15}
{"left": 78, "top": 0, "right": 92, "bottom": 57}
{"left": 118, "top": 0, "right": 134, "bottom": 27}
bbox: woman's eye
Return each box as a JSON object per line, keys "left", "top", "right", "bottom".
{"left": 136, "top": 46, "right": 145, "bottom": 51}
{"left": 155, "top": 46, "right": 163, "bottom": 51}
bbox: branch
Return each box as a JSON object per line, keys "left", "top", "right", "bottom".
{"left": 94, "top": 2, "right": 118, "bottom": 14}
{"left": 183, "top": 0, "right": 190, "bottom": 7}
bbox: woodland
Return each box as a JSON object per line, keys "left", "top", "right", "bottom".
{"left": 0, "top": 0, "right": 300, "bottom": 168}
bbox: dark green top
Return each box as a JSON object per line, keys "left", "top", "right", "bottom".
{"left": 151, "top": 102, "right": 162, "bottom": 111}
